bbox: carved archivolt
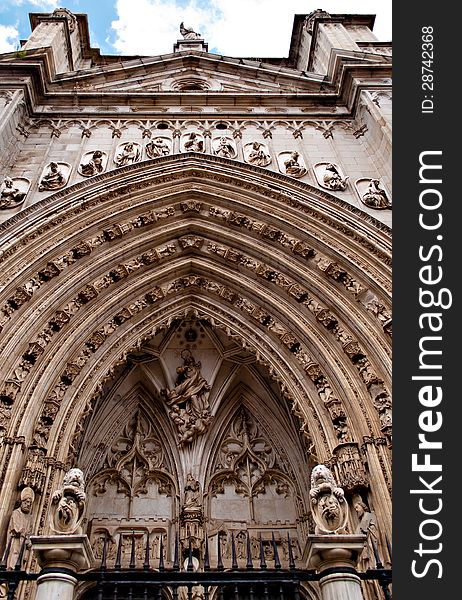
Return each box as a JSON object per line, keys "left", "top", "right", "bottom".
{"left": 0, "top": 158, "right": 391, "bottom": 538}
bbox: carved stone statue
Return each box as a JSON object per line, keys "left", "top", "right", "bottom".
{"left": 5, "top": 487, "right": 35, "bottom": 569}
{"left": 322, "top": 163, "right": 349, "bottom": 191}
{"left": 183, "top": 132, "right": 204, "bottom": 152}
{"left": 184, "top": 473, "right": 201, "bottom": 511}
{"left": 309, "top": 464, "right": 348, "bottom": 534}
{"left": 146, "top": 137, "right": 171, "bottom": 158}
{"left": 283, "top": 151, "right": 307, "bottom": 177}
{"left": 354, "top": 499, "right": 379, "bottom": 568}
{"left": 246, "top": 141, "right": 271, "bottom": 167}
{"left": 79, "top": 150, "right": 105, "bottom": 176}
{"left": 213, "top": 136, "right": 236, "bottom": 159}
{"left": 161, "top": 350, "right": 212, "bottom": 444}
{"left": 38, "top": 162, "right": 67, "bottom": 191}
{"left": 114, "top": 141, "right": 142, "bottom": 166}
{"left": 361, "top": 179, "right": 391, "bottom": 209}
{"left": 0, "top": 176, "right": 28, "bottom": 209}
{"left": 180, "top": 22, "right": 201, "bottom": 40}
{"left": 50, "top": 467, "right": 86, "bottom": 534}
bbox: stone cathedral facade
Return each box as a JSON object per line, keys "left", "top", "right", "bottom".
{"left": 0, "top": 7, "right": 391, "bottom": 600}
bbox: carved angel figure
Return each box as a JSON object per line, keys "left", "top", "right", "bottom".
{"left": 50, "top": 467, "right": 86, "bottom": 534}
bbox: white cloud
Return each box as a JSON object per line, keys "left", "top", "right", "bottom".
{"left": 8, "top": 0, "right": 60, "bottom": 7}
{"left": 109, "top": 0, "right": 391, "bottom": 56}
{"left": 0, "top": 24, "right": 20, "bottom": 53}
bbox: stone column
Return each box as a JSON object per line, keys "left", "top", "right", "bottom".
{"left": 304, "top": 534, "right": 367, "bottom": 600}
{"left": 30, "top": 535, "right": 94, "bottom": 600}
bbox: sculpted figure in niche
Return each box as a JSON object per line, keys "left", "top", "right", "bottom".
{"left": 114, "top": 141, "right": 141, "bottom": 166}
{"left": 79, "top": 150, "right": 105, "bottom": 176}
{"left": 309, "top": 464, "right": 348, "bottom": 534}
{"left": 184, "top": 132, "right": 204, "bottom": 152}
{"left": 161, "top": 350, "right": 212, "bottom": 444}
{"left": 354, "top": 499, "right": 379, "bottom": 568}
{"left": 146, "top": 137, "right": 171, "bottom": 158}
{"left": 361, "top": 179, "right": 391, "bottom": 209}
{"left": 246, "top": 141, "right": 271, "bottom": 167}
{"left": 213, "top": 136, "right": 236, "bottom": 159}
{"left": 50, "top": 467, "right": 86, "bottom": 534}
{"left": 0, "top": 176, "right": 28, "bottom": 209}
{"left": 180, "top": 22, "right": 201, "bottom": 39}
{"left": 322, "top": 163, "right": 349, "bottom": 191}
{"left": 184, "top": 474, "right": 201, "bottom": 511}
{"left": 5, "top": 487, "right": 35, "bottom": 569}
{"left": 284, "top": 151, "right": 307, "bottom": 177}
{"left": 38, "top": 161, "right": 66, "bottom": 191}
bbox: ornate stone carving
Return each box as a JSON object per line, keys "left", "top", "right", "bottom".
{"left": 78, "top": 150, "right": 107, "bottom": 177}
{"left": 50, "top": 468, "right": 86, "bottom": 534}
{"left": 314, "top": 162, "right": 349, "bottom": 191}
{"left": 145, "top": 137, "right": 171, "bottom": 158}
{"left": 161, "top": 350, "right": 212, "bottom": 444}
{"left": 114, "top": 141, "right": 142, "bottom": 166}
{"left": 38, "top": 161, "right": 70, "bottom": 192}
{"left": 333, "top": 443, "right": 369, "bottom": 492}
{"left": 244, "top": 142, "right": 271, "bottom": 167}
{"left": 356, "top": 178, "right": 392, "bottom": 210}
{"left": 181, "top": 131, "right": 204, "bottom": 152}
{"left": 0, "top": 176, "right": 30, "bottom": 209}
{"left": 278, "top": 151, "right": 307, "bottom": 178}
{"left": 309, "top": 464, "right": 348, "bottom": 534}
{"left": 212, "top": 136, "right": 237, "bottom": 159}
{"left": 5, "top": 487, "right": 35, "bottom": 569}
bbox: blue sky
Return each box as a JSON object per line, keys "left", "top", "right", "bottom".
{"left": 0, "top": 1, "right": 391, "bottom": 57}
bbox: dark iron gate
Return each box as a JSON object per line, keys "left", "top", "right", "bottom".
{"left": 1, "top": 532, "right": 392, "bottom": 600}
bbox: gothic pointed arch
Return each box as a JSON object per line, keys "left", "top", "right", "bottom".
{"left": 0, "top": 154, "right": 391, "bottom": 568}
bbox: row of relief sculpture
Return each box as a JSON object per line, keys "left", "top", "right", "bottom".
{"left": 2, "top": 464, "right": 380, "bottom": 574}
{"left": 0, "top": 135, "right": 391, "bottom": 209}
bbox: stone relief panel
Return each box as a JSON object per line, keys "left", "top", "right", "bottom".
{"left": 161, "top": 349, "right": 212, "bottom": 445}
{"left": 209, "top": 407, "right": 298, "bottom": 526}
{"left": 113, "top": 141, "right": 142, "bottom": 167}
{"left": 38, "top": 161, "right": 71, "bottom": 192}
{"left": 277, "top": 151, "right": 307, "bottom": 178}
{"left": 0, "top": 176, "right": 30, "bottom": 209}
{"left": 355, "top": 178, "right": 392, "bottom": 210}
{"left": 313, "top": 162, "right": 349, "bottom": 191}
{"left": 243, "top": 142, "right": 271, "bottom": 167}
{"left": 181, "top": 131, "right": 205, "bottom": 152}
{"left": 78, "top": 150, "right": 108, "bottom": 177}
{"left": 145, "top": 137, "right": 172, "bottom": 158}
{"left": 212, "top": 136, "right": 237, "bottom": 159}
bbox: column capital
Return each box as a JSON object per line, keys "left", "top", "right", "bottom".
{"left": 303, "top": 534, "right": 367, "bottom": 572}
